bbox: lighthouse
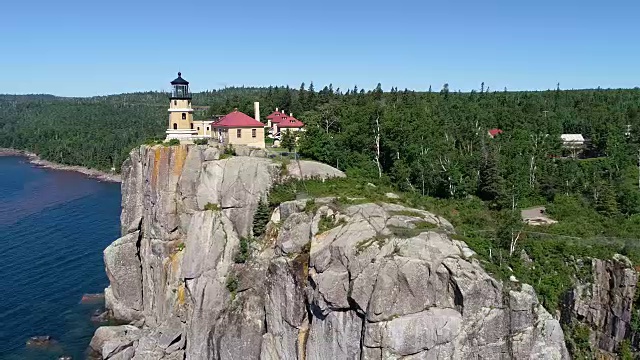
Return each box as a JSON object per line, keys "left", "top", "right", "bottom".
{"left": 165, "top": 72, "right": 198, "bottom": 141}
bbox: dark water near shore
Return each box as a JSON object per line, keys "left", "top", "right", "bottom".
{"left": 0, "top": 156, "right": 120, "bottom": 359}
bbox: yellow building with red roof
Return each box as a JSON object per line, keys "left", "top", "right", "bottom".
{"left": 212, "top": 109, "right": 266, "bottom": 148}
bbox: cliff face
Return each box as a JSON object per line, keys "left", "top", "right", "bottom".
{"left": 563, "top": 256, "right": 638, "bottom": 356}
{"left": 90, "top": 144, "right": 570, "bottom": 360}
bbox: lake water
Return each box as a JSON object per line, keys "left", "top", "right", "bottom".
{"left": 0, "top": 156, "right": 121, "bottom": 359}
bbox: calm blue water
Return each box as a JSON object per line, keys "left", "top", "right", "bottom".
{"left": 0, "top": 156, "right": 121, "bottom": 359}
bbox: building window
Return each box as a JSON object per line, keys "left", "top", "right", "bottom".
{"left": 236, "top": 129, "right": 242, "bottom": 138}
{"left": 190, "top": 123, "right": 194, "bottom": 129}
{"left": 252, "top": 129, "right": 257, "bottom": 138}
{"left": 174, "top": 100, "right": 177, "bottom": 106}
{"left": 188, "top": 101, "right": 191, "bottom": 106}
{"left": 206, "top": 127, "right": 209, "bottom": 131}
{"left": 173, "top": 123, "right": 177, "bottom": 130}
{"left": 182, "top": 113, "right": 186, "bottom": 120}
{"left": 197, "top": 127, "right": 200, "bottom": 131}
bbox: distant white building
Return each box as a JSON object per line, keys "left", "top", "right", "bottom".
{"left": 561, "top": 134, "right": 585, "bottom": 158}
{"left": 561, "top": 134, "right": 585, "bottom": 148}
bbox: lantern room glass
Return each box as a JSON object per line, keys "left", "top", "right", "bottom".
{"left": 172, "top": 84, "right": 190, "bottom": 99}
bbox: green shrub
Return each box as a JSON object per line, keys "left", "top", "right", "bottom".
{"left": 165, "top": 139, "right": 180, "bottom": 146}
{"left": 204, "top": 202, "right": 220, "bottom": 211}
{"left": 619, "top": 339, "right": 633, "bottom": 360}
{"left": 304, "top": 199, "right": 319, "bottom": 214}
{"left": 318, "top": 215, "right": 346, "bottom": 234}
{"left": 176, "top": 242, "right": 185, "bottom": 251}
{"left": 268, "top": 182, "right": 297, "bottom": 208}
{"left": 144, "top": 138, "right": 163, "bottom": 145}
{"left": 279, "top": 158, "right": 290, "bottom": 177}
{"left": 226, "top": 274, "right": 239, "bottom": 298}
{"left": 234, "top": 237, "right": 251, "bottom": 263}
{"left": 563, "top": 322, "right": 592, "bottom": 360}
{"left": 193, "top": 138, "right": 209, "bottom": 145}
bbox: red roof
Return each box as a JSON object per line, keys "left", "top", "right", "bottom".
{"left": 269, "top": 111, "right": 288, "bottom": 123}
{"left": 488, "top": 128, "right": 503, "bottom": 137}
{"left": 278, "top": 116, "right": 304, "bottom": 128}
{"left": 213, "top": 110, "right": 264, "bottom": 128}
{"left": 266, "top": 110, "right": 283, "bottom": 120}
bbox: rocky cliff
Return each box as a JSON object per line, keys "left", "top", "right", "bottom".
{"left": 90, "top": 144, "right": 571, "bottom": 360}
{"left": 562, "top": 255, "right": 638, "bottom": 357}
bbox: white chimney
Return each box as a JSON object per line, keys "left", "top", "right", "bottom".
{"left": 254, "top": 102, "right": 260, "bottom": 122}
{"left": 289, "top": 112, "right": 293, "bottom": 117}
{"left": 276, "top": 107, "right": 279, "bottom": 112}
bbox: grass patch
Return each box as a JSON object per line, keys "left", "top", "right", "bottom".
{"left": 355, "top": 235, "right": 389, "bottom": 254}
{"left": 318, "top": 215, "right": 347, "bottom": 234}
{"left": 164, "top": 139, "right": 180, "bottom": 146}
{"left": 415, "top": 220, "right": 437, "bottom": 230}
{"left": 388, "top": 221, "right": 437, "bottom": 239}
{"left": 267, "top": 177, "right": 399, "bottom": 211}
{"left": 204, "top": 202, "right": 220, "bottom": 211}
{"left": 176, "top": 242, "right": 185, "bottom": 251}
{"left": 268, "top": 182, "right": 297, "bottom": 208}
{"left": 304, "top": 198, "right": 319, "bottom": 214}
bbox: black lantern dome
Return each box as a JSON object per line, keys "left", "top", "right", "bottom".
{"left": 170, "top": 72, "right": 191, "bottom": 99}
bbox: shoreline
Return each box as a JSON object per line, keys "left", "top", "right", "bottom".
{"left": 0, "top": 148, "right": 122, "bottom": 183}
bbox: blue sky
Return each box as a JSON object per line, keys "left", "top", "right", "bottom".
{"left": 2, "top": 0, "right": 639, "bottom": 96}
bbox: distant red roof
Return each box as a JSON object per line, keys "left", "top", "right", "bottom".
{"left": 270, "top": 111, "right": 288, "bottom": 123}
{"left": 266, "top": 110, "right": 283, "bottom": 120}
{"left": 488, "top": 128, "right": 503, "bottom": 138}
{"left": 213, "top": 110, "right": 264, "bottom": 128}
{"left": 278, "top": 116, "right": 304, "bottom": 128}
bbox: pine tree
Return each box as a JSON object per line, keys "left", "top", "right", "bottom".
{"left": 596, "top": 183, "right": 619, "bottom": 217}
{"left": 478, "top": 148, "right": 505, "bottom": 208}
{"left": 252, "top": 198, "right": 271, "bottom": 237}
{"left": 298, "top": 82, "right": 306, "bottom": 110}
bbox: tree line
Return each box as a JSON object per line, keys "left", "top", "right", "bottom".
{"left": 1, "top": 84, "right": 639, "bottom": 218}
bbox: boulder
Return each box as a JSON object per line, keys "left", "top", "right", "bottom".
{"left": 103, "top": 231, "right": 142, "bottom": 322}
{"left": 286, "top": 160, "right": 346, "bottom": 180}
{"left": 26, "top": 335, "right": 54, "bottom": 347}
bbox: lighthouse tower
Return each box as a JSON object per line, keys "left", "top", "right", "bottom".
{"left": 165, "top": 72, "right": 197, "bottom": 141}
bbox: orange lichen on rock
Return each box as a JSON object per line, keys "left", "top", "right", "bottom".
{"left": 172, "top": 145, "right": 188, "bottom": 177}
{"left": 152, "top": 147, "right": 162, "bottom": 188}
{"left": 177, "top": 283, "right": 186, "bottom": 305}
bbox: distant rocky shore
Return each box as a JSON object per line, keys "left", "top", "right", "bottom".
{"left": 0, "top": 148, "right": 121, "bottom": 183}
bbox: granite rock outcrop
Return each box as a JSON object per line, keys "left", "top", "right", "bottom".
{"left": 91, "top": 144, "right": 570, "bottom": 360}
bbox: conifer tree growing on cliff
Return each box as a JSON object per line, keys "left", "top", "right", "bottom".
{"left": 253, "top": 199, "right": 270, "bottom": 237}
